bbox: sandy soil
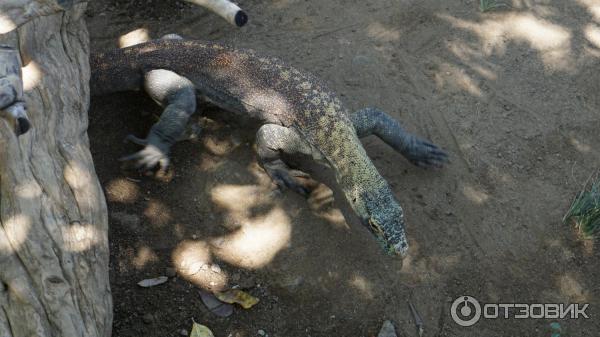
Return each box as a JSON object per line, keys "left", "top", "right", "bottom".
{"left": 87, "top": 0, "right": 600, "bottom": 336}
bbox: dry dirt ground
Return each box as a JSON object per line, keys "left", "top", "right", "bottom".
{"left": 87, "top": 0, "right": 600, "bottom": 336}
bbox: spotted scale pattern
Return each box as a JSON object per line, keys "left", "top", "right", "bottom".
{"left": 91, "top": 39, "right": 409, "bottom": 256}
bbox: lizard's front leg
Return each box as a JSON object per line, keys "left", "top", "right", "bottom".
{"left": 350, "top": 107, "right": 448, "bottom": 168}
{"left": 256, "top": 124, "right": 316, "bottom": 197}
{"left": 120, "top": 69, "right": 196, "bottom": 172}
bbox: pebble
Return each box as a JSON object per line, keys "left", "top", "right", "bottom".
{"left": 179, "top": 329, "right": 188, "bottom": 336}
{"left": 377, "top": 320, "right": 397, "bottom": 337}
{"left": 258, "top": 330, "right": 266, "bottom": 336}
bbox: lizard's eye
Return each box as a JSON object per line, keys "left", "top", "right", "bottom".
{"left": 368, "top": 218, "right": 384, "bottom": 235}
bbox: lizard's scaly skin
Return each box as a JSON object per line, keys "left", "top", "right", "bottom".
{"left": 91, "top": 39, "right": 408, "bottom": 255}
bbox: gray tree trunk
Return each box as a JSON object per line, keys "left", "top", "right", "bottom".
{"left": 0, "top": 1, "right": 112, "bottom": 336}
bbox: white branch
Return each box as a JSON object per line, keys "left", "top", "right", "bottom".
{"left": 183, "top": 0, "right": 248, "bottom": 27}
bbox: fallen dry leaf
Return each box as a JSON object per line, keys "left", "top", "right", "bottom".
{"left": 215, "top": 289, "right": 259, "bottom": 309}
{"left": 137, "top": 276, "right": 168, "bottom": 287}
{"left": 199, "top": 290, "right": 233, "bottom": 317}
{"left": 190, "top": 322, "right": 214, "bottom": 337}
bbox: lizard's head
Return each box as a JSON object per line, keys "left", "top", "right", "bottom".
{"left": 1, "top": 102, "right": 30, "bottom": 137}
{"left": 355, "top": 186, "right": 409, "bottom": 257}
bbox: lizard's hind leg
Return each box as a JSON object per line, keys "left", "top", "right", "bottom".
{"left": 351, "top": 107, "right": 448, "bottom": 168}
{"left": 256, "top": 124, "right": 315, "bottom": 197}
{"left": 120, "top": 69, "right": 197, "bottom": 172}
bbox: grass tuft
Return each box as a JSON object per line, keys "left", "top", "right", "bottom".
{"left": 564, "top": 174, "right": 600, "bottom": 238}
{"left": 480, "top": 0, "right": 510, "bottom": 12}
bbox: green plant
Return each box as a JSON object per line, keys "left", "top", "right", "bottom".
{"left": 480, "top": 0, "right": 510, "bottom": 12}
{"left": 564, "top": 174, "right": 600, "bottom": 238}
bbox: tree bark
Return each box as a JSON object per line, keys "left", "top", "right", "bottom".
{"left": 0, "top": 1, "right": 112, "bottom": 337}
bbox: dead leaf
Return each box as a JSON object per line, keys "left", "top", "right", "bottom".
{"left": 215, "top": 289, "right": 259, "bottom": 309}
{"left": 190, "top": 322, "right": 214, "bottom": 337}
{"left": 199, "top": 290, "right": 233, "bottom": 317}
{"left": 137, "top": 276, "right": 168, "bottom": 287}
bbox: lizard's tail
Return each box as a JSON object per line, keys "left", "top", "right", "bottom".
{"left": 90, "top": 48, "right": 143, "bottom": 96}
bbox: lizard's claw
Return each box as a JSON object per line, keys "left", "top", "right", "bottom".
{"left": 271, "top": 169, "right": 311, "bottom": 197}
{"left": 404, "top": 137, "right": 449, "bottom": 169}
{"left": 263, "top": 159, "right": 314, "bottom": 197}
{"left": 124, "top": 134, "right": 148, "bottom": 146}
{"left": 120, "top": 134, "right": 171, "bottom": 173}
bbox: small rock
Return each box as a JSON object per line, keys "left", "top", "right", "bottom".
{"left": 258, "top": 330, "right": 266, "bottom": 336}
{"left": 377, "top": 320, "right": 397, "bottom": 337}
{"left": 210, "top": 264, "right": 222, "bottom": 273}
{"left": 165, "top": 267, "right": 177, "bottom": 278}
{"left": 142, "top": 313, "right": 154, "bottom": 324}
{"left": 179, "top": 329, "right": 188, "bottom": 336}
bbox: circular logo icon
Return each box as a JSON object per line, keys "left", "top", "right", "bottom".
{"left": 451, "top": 296, "right": 482, "bottom": 327}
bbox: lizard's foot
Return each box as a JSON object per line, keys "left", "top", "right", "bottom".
{"left": 256, "top": 124, "right": 318, "bottom": 196}
{"left": 403, "top": 136, "right": 449, "bottom": 169}
{"left": 120, "top": 134, "right": 171, "bottom": 173}
{"left": 351, "top": 107, "right": 449, "bottom": 169}
{"left": 263, "top": 159, "right": 313, "bottom": 197}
